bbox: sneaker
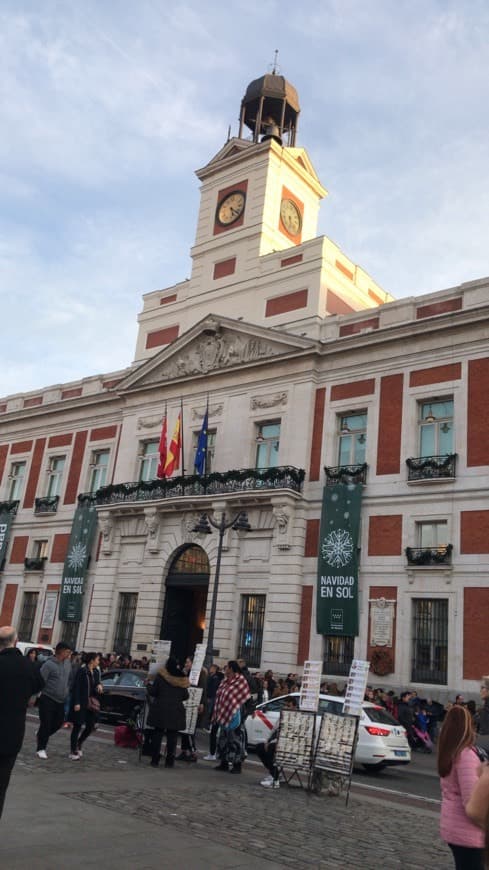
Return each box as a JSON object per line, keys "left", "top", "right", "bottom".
{"left": 36, "top": 750, "right": 48, "bottom": 759}
{"left": 68, "top": 753, "right": 80, "bottom": 761}
{"left": 203, "top": 754, "right": 217, "bottom": 761}
{"left": 260, "top": 775, "right": 273, "bottom": 786}
{"left": 77, "top": 746, "right": 83, "bottom": 757}
{"left": 261, "top": 779, "right": 280, "bottom": 789}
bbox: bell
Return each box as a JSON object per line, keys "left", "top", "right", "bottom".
{"left": 261, "top": 119, "right": 282, "bottom": 145}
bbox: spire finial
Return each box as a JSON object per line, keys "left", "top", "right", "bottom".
{"left": 271, "top": 49, "right": 279, "bottom": 75}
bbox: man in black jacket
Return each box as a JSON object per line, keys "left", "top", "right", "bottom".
{"left": 0, "top": 625, "right": 44, "bottom": 818}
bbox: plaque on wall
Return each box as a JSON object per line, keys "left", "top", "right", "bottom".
{"left": 370, "top": 598, "right": 395, "bottom": 647}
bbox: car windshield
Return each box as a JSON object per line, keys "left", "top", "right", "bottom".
{"left": 365, "top": 706, "right": 399, "bottom": 725}
{"left": 119, "top": 673, "right": 146, "bottom": 687}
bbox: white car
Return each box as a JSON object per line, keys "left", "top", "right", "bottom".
{"left": 245, "top": 692, "right": 411, "bottom": 772}
{"left": 16, "top": 641, "right": 54, "bottom": 660}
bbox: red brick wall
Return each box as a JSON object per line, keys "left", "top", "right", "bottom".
{"left": 297, "top": 586, "right": 313, "bottom": 666}
{"left": 23, "top": 396, "right": 42, "bottom": 408}
{"left": 48, "top": 434, "right": 73, "bottom": 448}
{"left": 460, "top": 510, "right": 489, "bottom": 553}
{"left": 11, "top": 440, "right": 33, "bottom": 454}
{"left": 339, "top": 317, "right": 379, "bottom": 337}
{"left": 90, "top": 426, "right": 117, "bottom": 442}
{"left": 463, "top": 588, "right": 489, "bottom": 678}
{"left": 309, "top": 388, "right": 326, "bottom": 481}
{"left": 23, "top": 437, "right": 46, "bottom": 509}
{"left": 326, "top": 290, "right": 355, "bottom": 315}
{"left": 0, "top": 444, "right": 8, "bottom": 486}
{"left": 51, "top": 533, "right": 70, "bottom": 562}
{"left": 376, "top": 374, "right": 404, "bottom": 475}
{"left": 409, "top": 363, "right": 462, "bottom": 387}
{"left": 0, "top": 584, "right": 18, "bottom": 624}
{"left": 10, "top": 535, "right": 29, "bottom": 564}
{"left": 330, "top": 379, "right": 375, "bottom": 401}
{"left": 145, "top": 325, "right": 180, "bottom": 349}
{"left": 416, "top": 298, "right": 462, "bottom": 319}
{"left": 467, "top": 358, "right": 489, "bottom": 467}
{"left": 213, "top": 257, "right": 236, "bottom": 279}
{"left": 368, "top": 515, "right": 403, "bottom": 556}
{"left": 160, "top": 294, "right": 177, "bottom": 305}
{"left": 304, "top": 519, "right": 320, "bottom": 557}
{"left": 64, "top": 430, "right": 88, "bottom": 505}
{"left": 265, "top": 289, "right": 308, "bottom": 317}
{"left": 367, "top": 586, "right": 398, "bottom": 670}
{"left": 281, "top": 253, "right": 303, "bottom": 267}
{"left": 61, "top": 387, "right": 82, "bottom": 399}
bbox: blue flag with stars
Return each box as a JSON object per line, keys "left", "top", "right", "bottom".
{"left": 194, "top": 409, "right": 208, "bottom": 475}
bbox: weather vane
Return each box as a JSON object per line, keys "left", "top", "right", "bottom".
{"left": 270, "top": 49, "right": 280, "bottom": 75}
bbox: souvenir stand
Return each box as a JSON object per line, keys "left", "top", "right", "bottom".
{"left": 274, "top": 660, "right": 322, "bottom": 788}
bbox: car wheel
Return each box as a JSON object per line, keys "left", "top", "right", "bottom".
{"left": 362, "top": 762, "right": 386, "bottom": 773}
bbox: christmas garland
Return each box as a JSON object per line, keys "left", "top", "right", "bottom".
{"left": 370, "top": 648, "right": 394, "bottom": 676}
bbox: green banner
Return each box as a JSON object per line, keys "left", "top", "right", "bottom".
{"left": 316, "top": 484, "right": 363, "bottom": 637}
{"left": 0, "top": 509, "right": 15, "bottom": 568}
{"left": 58, "top": 502, "right": 98, "bottom": 622}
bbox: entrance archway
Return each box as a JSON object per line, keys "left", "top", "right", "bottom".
{"left": 160, "top": 544, "right": 210, "bottom": 665}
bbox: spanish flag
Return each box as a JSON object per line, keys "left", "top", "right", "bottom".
{"left": 164, "top": 412, "right": 181, "bottom": 477}
{"left": 156, "top": 410, "right": 167, "bottom": 479}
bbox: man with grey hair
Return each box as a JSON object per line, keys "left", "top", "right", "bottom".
{"left": 0, "top": 625, "right": 43, "bottom": 818}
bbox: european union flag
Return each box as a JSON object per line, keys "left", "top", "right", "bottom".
{"left": 194, "top": 410, "right": 208, "bottom": 475}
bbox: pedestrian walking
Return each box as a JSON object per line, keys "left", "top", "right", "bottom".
{"left": 212, "top": 660, "right": 250, "bottom": 774}
{"left": 0, "top": 626, "right": 44, "bottom": 818}
{"left": 68, "top": 653, "right": 102, "bottom": 760}
{"left": 146, "top": 656, "right": 189, "bottom": 768}
{"left": 438, "top": 704, "right": 485, "bottom": 869}
{"left": 36, "top": 641, "right": 72, "bottom": 759}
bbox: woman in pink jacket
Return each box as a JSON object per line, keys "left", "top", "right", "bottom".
{"left": 438, "top": 704, "right": 485, "bottom": 869}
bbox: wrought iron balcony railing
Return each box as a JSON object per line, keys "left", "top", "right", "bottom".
{"left": 324, "top": 463, "right": 367, "bottom": 487}
{"left": 34, "top": 495, "right": 60, "bottom": 515}
{"left": 406, "top": 544, "right": 453, "bottom": 567}
{"left": 94, "top": 466, "right": 305, "bottom": 506}
{"left": 406, "top": 454, "right": 457, "bottom": 482}
{"left": 0, "top": 500, "right": 20, "bottom": 515}
{"left": 24, "top": 556, "right": 48, "bottom": 571}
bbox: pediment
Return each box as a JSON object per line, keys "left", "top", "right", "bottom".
{"left": 286, "top": 148, "right": 323, "bottom": 185}
{"left": 196, "top": 138, "right": 255, "bottom": 179}
{"left": 119, "top": 315, "right": 316, "bottom": 392}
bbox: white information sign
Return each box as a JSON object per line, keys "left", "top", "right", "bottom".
{"left": 274, "top": 708, "right": 316, "bottom": 772}
{"left": 299, "top": 660, "right": 322, "bottom": 712}
{"left": 40, "top": 590, "right": 58, "bottom": 629}
{"left": 370, "top": 599, "right": 394, "bottom": 647}
{"left": 314, "top": 712, "right": 358, "bottom": 776}
{"left": 189, "top": 643, "right": 206, "bottom": 687}
{"left": 180, "top": 686, "right": 203, "bottom": 735}
{"left": 343, "top": 659, "right": 370, "bottom": 717}
{"left": 149, "top": 640, "right": 172, "bottom": 677}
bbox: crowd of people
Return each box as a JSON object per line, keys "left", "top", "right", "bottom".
{"left": 2, "top": 625, "right": 489, "bottom": 867}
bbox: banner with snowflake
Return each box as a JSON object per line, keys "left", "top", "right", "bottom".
{"left": 58, "top": 502, "right": 98, "bottom": 622}
{"left": 316, "top": 484, "right": 362, "bottom": 637}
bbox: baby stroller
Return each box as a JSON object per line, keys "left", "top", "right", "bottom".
{"left": 410, "top": 724, "right": 433, "bottom": 752}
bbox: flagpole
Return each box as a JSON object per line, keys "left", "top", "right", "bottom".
{"left": 180, "top": 396, "right": 185, "bottom": 479}
{"left": 204, "top": 393, "right": 209, "bottom": 476}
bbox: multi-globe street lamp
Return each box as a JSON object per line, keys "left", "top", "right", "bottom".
{"left": 193, "top": 509, "right": 251, "bottom": 668}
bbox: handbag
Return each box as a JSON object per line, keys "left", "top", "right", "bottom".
{"left": 88, "top": 695, "right": 101, "bottom": 713}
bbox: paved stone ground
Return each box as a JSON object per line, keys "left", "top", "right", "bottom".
{"left": 1, "top": 722, "right": 451, "bottom": 870}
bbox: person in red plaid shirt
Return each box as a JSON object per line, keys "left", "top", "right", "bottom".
{"left": 212, "top": 661, "right": 250, "bottom": 774}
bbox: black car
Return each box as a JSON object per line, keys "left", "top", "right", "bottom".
{"left": 99, "top": 669, "right": 148, "bottom": 724}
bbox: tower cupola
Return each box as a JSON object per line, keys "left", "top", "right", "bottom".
{"left": 238, "top": 69, "right": 300, "bottom": 147}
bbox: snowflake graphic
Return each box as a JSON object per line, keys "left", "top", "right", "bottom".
{"left": 321, "top": 529, "right": 354, "bottom": 568}
{"left": 67, "top": 542, "right": 87, "bottom": 571}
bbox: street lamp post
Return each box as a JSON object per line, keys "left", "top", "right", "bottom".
{"left": 193, "top": 509, "right": 251, "bottom": 668}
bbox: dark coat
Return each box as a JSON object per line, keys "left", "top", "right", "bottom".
{"left": 0, "top": 647, "right": 44, "bottom": 756}
{"left": 70, "top": 665, "right": 97, "bottom": 725}
{"left": 147, "top": 667, "right": 189, "bottom": 732}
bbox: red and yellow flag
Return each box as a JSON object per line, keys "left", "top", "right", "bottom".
{"left": 156, "top": 412, "right": 167, "bottom": 479}
{"left": 164, "top": 412, "right": 181, "bottom": 477}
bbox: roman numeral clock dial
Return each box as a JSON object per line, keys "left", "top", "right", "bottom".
{"left": 216, "top": 190, "right": 246, "bottom": 226}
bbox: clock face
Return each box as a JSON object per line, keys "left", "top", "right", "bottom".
{"left": 280, "top": 198, "right": 302, "bottom": 236}
{"left": 216, "top": 190, "right": 246, "bottom": 226}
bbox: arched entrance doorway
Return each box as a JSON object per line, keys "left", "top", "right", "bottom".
{"left": 160, "top": 544, "right": 210, "bottom": 665}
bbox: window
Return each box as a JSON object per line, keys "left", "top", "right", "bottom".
{"left": 46, "top": 456, "right": 66, "bottom": 497}
{"left": 113, "top": 592, "right": 138, "bottom": 655}
{"left": 237, "top": 594, "right": 265, "bottom": 668}
{"left": 416, "top": 521, "right": 448, "bottom": 549}
{"left": 32, "top": 540, "right": 49, "bottom": 559}
{"left": 138, "top": 441, "right": 159, "bottom": 482}
{"left": 255, "top": 422, "right": 280, "bottom": 469}
{"left": 8, "top": 461, "right": 26, "bottom": 500}
{"left": 338, "top": 413, "right": 367, "bottom": 466}
{"left": 88, "top": 450, "right": 110, "bottom": 492}
{"left": 60, "top": 622, "right": 79, "bottom": 649}
{"left": 18, "top": 591, "right": 39, "bottom": 641}
{"left": 411, "top": 598, "right": 448, "bottom": 684}
{"left": 323, "top": 635, "right": 354, "bottom": 676}
{"left": 419, "top": 399, "right": 453, "bottom": 457}
{"left": 192, "top": 428, "right": 216, "bottom": 474}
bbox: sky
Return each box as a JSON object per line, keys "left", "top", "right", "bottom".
{"left": 1, "top": 0, "right": 489, "bottom": 397}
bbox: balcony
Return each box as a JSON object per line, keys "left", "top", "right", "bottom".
{"left": 34, "top": 495, "right": 60, "bottom": 515}
{"left": 324, "top": 463, "right": 367, "bottom": 487}
{"left": 94, "top": 466, "right": 305, "bottom": 506}
{"left": 405, "top": 544, "right": 453, "bottom": 567}
{"left": 24, "top": 556, "right": 48, "bottom": 571}
{"left": 0, "top": 500, "right": 19, "bottom": 515}
{"left": 406, "top": 454, "right": 457, "bottom": 482}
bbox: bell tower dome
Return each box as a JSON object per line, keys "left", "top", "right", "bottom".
{"left": 238, "top": 69, "right": 300, "bottom": 146}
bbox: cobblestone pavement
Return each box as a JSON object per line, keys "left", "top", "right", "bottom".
{"left": 2, "top": 722, "right": 451, "bottom": 870}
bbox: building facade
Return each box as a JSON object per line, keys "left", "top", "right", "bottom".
{"left": 0, "top": 72, "right": 488, "bottom": 695}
